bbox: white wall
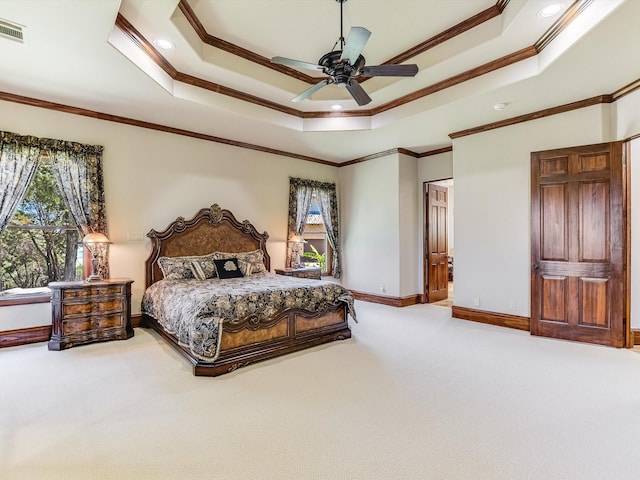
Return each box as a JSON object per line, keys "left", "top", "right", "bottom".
{"left": 617, "top": 87, "right": 640, "bottom": 328}
{"left": 0, "top": 99, "right": 338, "bottom": 325}
{"left": 340, "top": 153, "right": 401, "bottom": 297}
{"left": 614, "top": 89, "right": 640, "bottom": 141}
{"left": 631, "top": 137, "right": 640, "bottom": 328}
{"left": 447, "top": 184, "right": 454, "bottom": 257}
{"left": 418, "top": 151, "right": 454, "bottom": 183}
{"left": 0, "top": 303, "right": 52, "bottom": 330}
{"left": 452, "top": 104, "right": 612, "bottom": 317}
{"left": 398, "top": 154, "right": 419, "bottom": 297}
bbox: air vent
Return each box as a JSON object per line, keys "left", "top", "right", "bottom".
{"left": 0, "top": 19, "right": 25, "bottom": 43}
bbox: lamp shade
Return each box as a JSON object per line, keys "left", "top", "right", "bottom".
{"left": 82, "top": 232, "right": 111, "bottom": 245}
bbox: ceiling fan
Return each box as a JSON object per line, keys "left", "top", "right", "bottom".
{"left": 271, "top": 0, "right": 418, "bottom": 107}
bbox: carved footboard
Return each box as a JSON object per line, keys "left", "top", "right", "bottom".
{"left": 143, "top": 302, "right": 350, "bottom": 376}
{"left": 211, "top": 302, "right": 350, "bottom": 376}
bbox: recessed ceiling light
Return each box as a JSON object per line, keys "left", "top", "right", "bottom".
{"left": 154, "top": 38, "right": 174, "bottom": 50}
{"left": 494, "top": 103, "right": 507, "bottom": 111}
{"left": 538, "top": 3, "right": 564, "bottom": 18}
{"left": 331, "top": 104, "right": 343, "bottom": 111}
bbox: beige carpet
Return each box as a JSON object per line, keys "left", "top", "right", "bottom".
{"left": 2, "top": 301, "right": 640, "bottom": 480}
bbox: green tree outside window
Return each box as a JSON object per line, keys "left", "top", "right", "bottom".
{"left": 0, "top": 161, "right": 81, "bottom": 291}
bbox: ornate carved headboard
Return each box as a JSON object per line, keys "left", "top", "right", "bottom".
{"left": 145, "top": 204, "right": 270, "bottom": 288}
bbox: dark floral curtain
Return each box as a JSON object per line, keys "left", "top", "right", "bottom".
{"left": 288, "top": 179, "right": 315, "bottom": 235}
{"left": 46, "top": 140, "right": 109, "bottom": 278}
{"left": 316, "top": 187, "right": 341, "bottom": 277}
{"left": 287, "top": 178, "right": 314, "bottom": 268}
{"left": 0, "top": 132, "right": 41, "bottom": 233}
{"left": 287, "top": 177, "right": 341, "bottom": 277}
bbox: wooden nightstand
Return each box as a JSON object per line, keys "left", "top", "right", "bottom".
{"left": 48, "top": 278, "right": 134, "bottom": 351}
{"left": 274, "top": 267, "right": 322, "bottom": 280}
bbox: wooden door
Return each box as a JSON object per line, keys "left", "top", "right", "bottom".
{"left": 425, "top": 183, "right": 449, "bottom": 303}
{"left": 531, "top": 142, "right": 626, "bottom": 347}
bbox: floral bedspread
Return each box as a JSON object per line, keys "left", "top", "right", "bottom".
{"left": 142, "top": 272, "right": 356, "bottom": 361}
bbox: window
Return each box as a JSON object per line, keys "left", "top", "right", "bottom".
{"left": 301, "top": 194, "right": 333, "bottom": 274}
{"left": 287, "top": 177, "right": 341, "bottom": 277}
{"left": 0, "top": 157, "right": 83, "bottom": 295}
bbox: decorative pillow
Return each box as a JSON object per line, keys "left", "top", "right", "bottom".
{"left": 214, "top": 249, "right": 267, "bottom": 275}
{"left": 237, "top": 259, "right": 253, "bottom": 276}
{"left": 213, "top": 258, "right": 244, "bottom": 279}
{"left": 158, "top": 256, "right": 195, "bottom": 280}
{"left": 190, "top": 254, "right": 217, "bottom": 280}
{"left": 158, "top": 253, "right": 217, "bottom": 280}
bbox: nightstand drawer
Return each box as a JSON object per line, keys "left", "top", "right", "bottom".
{"left": 63, "top": 298, "right": 123, "bottom": 316}
{"left": 62, "top": 285, "right": 123, "bottom": 299}
{"left": 96, "top": 314, "right": 126, "bottom": 329}
{"left": 62, "top": 314, "right": 125, "bottom": 335}
{"left": 62, "top": 318, "right": 93, "bottom": 335}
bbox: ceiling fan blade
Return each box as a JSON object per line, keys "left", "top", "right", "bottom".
{"left": 292, "top": 79, "right": 331, "bottom": 102}
{"left": 271, "top": 56, "right": 323, "bottom": 72}
{"left": 340, "top": 27, "right": 371, "bottom": 65}
{"left": 345, "top": 79, "right": 371, "bottom": 106}
{"left": 361, "top": 64, "right": 419, "bottom": 77}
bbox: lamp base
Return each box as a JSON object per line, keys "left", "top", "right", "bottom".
{"left": 86, "top": 274, "right": 103, "bottom": 282}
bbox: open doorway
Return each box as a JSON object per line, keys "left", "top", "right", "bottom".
{"left": 424, "top": 179, "right": 454, "bottom": 306}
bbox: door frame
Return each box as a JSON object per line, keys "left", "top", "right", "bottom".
{"left": 623, "top": 139, "right": 632, "bottom": 347}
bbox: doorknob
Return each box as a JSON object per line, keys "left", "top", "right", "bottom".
{"left": 533, "top": 264, "right": 540, "bottom": 270}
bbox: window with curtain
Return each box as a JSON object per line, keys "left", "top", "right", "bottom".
{"left": 299, "top": 194, "right": 333, "bottom": 274}
{"left": 287, "top": 177, "right": 341, "bottom": 278}
{"left": 0, "top": 131, "right": 107, "bottom": 303}
{"left": 0, "top": 155, "right": 83, "bottom": 292}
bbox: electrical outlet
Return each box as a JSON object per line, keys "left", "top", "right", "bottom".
{"left": 380, "top": 284, "right": 386, "bottom": 293}
{"left": 510, "top": 301, "right": 517, "bottom": 311}
{"left": 473, "top": 297, "right": 480, "bottom": 307}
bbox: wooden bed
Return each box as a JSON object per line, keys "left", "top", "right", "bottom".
{"left": 141, "top": 204, "right": 352, "bottom": 376}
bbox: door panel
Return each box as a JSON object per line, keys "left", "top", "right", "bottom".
{"left": 541, "top": 276, "right": 567, "bottom": 323}
{"left": 541, "top": 184, "right": 568, "bottom": 261}
{"left": 425, "top": 183, "right": 449, "bottom": 303}
{"left": 579, "top": 278, "right": 608, "bottom": 327}
{"left": 579, "top": 181, "right": 609, "bottom": 262}
{"left": 531, "top": 142, "right": 625, "bottom": 347}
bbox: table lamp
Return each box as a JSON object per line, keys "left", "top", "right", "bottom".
{"left": 82, "top": 232, "right": 111, "bottom": 281}
{"left": 289, "top": 235, "right": 305, "bottom": 268}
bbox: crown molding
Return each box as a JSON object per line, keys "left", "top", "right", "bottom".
{"left": 177, "top": 0, "right": 320, "bottom": 85}
{"left": 612, "top": 78, "right": 640, "bottom": 101}
{"left": 535, "top": 0, "right": 593, "bottom": 52}
{"left": 448, "top": 95, "right": 613, "bottom": 139}
{"left": 0, "top": 90, "right": 338, "bottom": 167}
{"left": 383, "top": 1, "right": 510, "bottom": 67}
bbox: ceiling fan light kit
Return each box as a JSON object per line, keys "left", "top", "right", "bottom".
{"left": 271, "top": 0, "right": 418, "bottom": 107}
